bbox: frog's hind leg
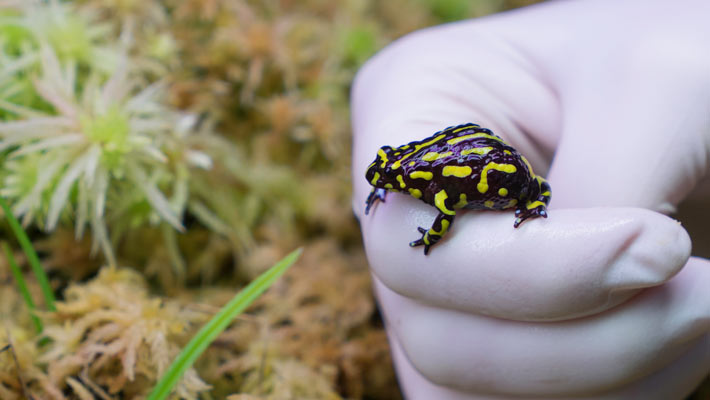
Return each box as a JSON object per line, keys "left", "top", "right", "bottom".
{"left": 514, "top": 178, "right": 551, "bottom": 227}
{"left": 410, "top": 212, "right": 455, "bottom": 255}
{"left": 365, "top": 188, "right": 387, "bottom": 215}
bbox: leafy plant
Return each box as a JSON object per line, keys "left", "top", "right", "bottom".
{"left": 0, "top": 1, "right": 213, "bottom": 266}
{"left": 147, "top": 247, "right": 302, "bottom": 400}
{"left": 0, "top": 195, "right": 55, "bottom": 312}
{"left": 3, "top": 241, "right": 43, "bottom": 332}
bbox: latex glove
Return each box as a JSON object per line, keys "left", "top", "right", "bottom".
{"left": 351, "top": 0, "right": 710, "bottom": 398}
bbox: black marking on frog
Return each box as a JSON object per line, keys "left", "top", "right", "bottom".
{"left": 365, "top": 123, "right": 551, "bottom": 255}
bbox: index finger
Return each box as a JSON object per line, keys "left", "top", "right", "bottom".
{"left": 362, "top": 192, "right": 689, "bottom": 320}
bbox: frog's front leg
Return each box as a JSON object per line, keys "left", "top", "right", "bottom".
{"left": 409, "top": 212, "right": 455, "bottom": 255}
{"left": 365, "top": 188, "right": 387, "bottom": 215}
{"left": 410, "top": 189, "right": 458, "bottom": 254}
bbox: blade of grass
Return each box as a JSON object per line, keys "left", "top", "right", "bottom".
{"left": 146, "top": 247, "right": 302, "bottom": 400}
{"left": 0, "top": 196, "right": 56, "bottom": 311}
{"left": 3, "top": 242, "right": 43, "bottom": 333}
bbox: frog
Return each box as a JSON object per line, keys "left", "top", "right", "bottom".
{"left": 364, "top": 123, "right": 551, "bottom": 255}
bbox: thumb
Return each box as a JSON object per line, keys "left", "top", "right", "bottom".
{"left": 539, "top": 13, "right": 710, "bottom": 209}
{"left": 548, "top": 51, "right": 710, "bottom": 210}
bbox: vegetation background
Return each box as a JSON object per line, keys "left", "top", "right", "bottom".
{"left": 0, "top": 0, "right": 706, "bottom": 399}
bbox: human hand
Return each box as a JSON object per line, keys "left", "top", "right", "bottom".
{"left": 351, "top": 0, "right": 710, "bottom": 398}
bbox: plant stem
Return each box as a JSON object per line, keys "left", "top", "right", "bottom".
{"left": 146, "top": 247, "right": 302, "bottom": 400}
{"left": 3, "top": 242, "right": 43, "bottom": 333}
{"left": 0, "top": 196, "right": 56, "bottom": 311}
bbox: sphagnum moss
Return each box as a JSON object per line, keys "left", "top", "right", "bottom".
{"left": 0, "top": 0, "right": 215, "bottom": 266}
{"left": 39, "top": 267, "right": 212, "bottom": 399}
{"left": 0, "top": 44, "right": 210, "bottom": 264}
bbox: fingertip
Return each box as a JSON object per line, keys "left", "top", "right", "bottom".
{"left": 604, "top": 210, "right": 691, "bottom": 291}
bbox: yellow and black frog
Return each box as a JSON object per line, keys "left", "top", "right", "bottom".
{"left": 365, "top": 123, "right": 551, "bottom": 255}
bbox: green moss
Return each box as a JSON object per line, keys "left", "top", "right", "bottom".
{"left": 81, "top": 105, "right": 131, "bottom": 170}
{"left": 46, "top": 13, "right": 94, "bottom": 62}
{"left": 341, "top": 25, "right": 379, "bottom": 65}
{"left": 420, "top": 0, "right": 473, "bottom": 21}
{"left": 0, "top": 23, "right": 34, "bottom": 55}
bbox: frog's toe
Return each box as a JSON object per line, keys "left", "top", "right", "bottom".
{"left": 409, "top": 227, "right": 432, "bottom": 255}
{"left": 514, "top": 204, "right": 548, "bottom": 227}
{"left": 409, "top": 240, "right": 431, "bottom": 255}
{"left": 365, "top": 188, "right": 387, "bottom": 215}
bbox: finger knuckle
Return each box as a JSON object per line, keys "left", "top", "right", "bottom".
{"left": 622, "top": 31, "right": 710, "bottom": 91}
{"left": 351, "top": 25, "right": 453, "bottom": 98}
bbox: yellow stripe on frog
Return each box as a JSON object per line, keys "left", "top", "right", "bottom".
{"left": 421, "top": 151, "right": 453, "bottom": 162}
{"left": 410, "top": 171, "right": 433, "bottom": 180}
{"left": 454, "top": 193, "right": 468, "bottom": 208}
{"left": 369, "top": 172, "right": 380, "bottom": 185}
{"left": 434, "top": 190, "right": 455, "bottom": 215}
{"left": 428, "top": 219, "right": 450, "bottom": 236}
{"left": 377, "top": 148, "right": 388, "bottom": 167}
{"left": 477, "top": 162, "right": 517, "bottom": 193}
{"left": 447, "top": 132, "right": 504, "bottom": 146}
{"left": 442, "top": 165, "right": 472, "bottom": 178}
{"left": 391, "top": 133, "right": 448, "bottom": 169}
{"left": 526, "top": 200, "right": 546, "bottom": 210}
{"left": 461, "top": 146, "right": 492, "bottom": 156}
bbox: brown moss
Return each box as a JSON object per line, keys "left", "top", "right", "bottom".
{"left": 39, "top": 267, "right": 210, "bottom": 399}
{"left": 179, "top": 239, "right": 395, "bottom": 398}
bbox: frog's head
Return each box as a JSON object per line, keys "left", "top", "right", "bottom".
{"left": 365, "top": 145, "right": 398, "bottom": 188}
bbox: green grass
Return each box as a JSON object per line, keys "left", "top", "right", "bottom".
{"left": 3, "top": 241, "right": 43, "bottom": 333}
{"left": 0, "top": 196, "right": 56, "bottom": 312}
{"left": 146, "top": 247, "right": 303, "bottom": 400}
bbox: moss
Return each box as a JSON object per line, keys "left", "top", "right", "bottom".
{"left": 30, "top": 1, "right": 710, "bottom": 400}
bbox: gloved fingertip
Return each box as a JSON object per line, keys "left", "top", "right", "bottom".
{"left": 604, "top": 211, "right": 691, "bottom": 291}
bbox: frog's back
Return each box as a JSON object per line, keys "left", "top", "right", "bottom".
{"left": 391, "top": 124, "right": 534, "bottom": 210}
{"left": 364, "top": 122, "right": 551, "bottom": 254}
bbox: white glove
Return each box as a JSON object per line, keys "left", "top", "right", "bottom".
{"left": 351, "top": 0, "right": 710, "bottom": 398}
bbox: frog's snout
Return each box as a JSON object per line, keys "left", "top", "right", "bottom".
{"left": 365, "top": 164, "right": 376, "bottom": 182}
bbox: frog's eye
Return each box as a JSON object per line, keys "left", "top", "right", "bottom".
{"left": 376, "top": 146, "right": 393, "bottom": 166}
{"left": 382, "top": 165, "right": 397, "bottom": 178}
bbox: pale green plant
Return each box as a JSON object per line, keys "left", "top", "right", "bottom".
{"left": 147, "top": 248, "right": 302, "bottom": 400}
{"left": 0, "top": 0, "right": 221, "bottom": 267}
{"left": 0, "top": 40, "right": 211, "bottom": 264}
{"left": 0, "top": 0, "right": 117, "bottom": 71}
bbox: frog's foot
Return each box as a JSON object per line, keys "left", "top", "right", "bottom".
{"left": 514, "top": 201, "right": 548, "bottom": 228}
{"left": 409, "top": 213, "right": 455, "bottom": 255}
{"left": 514, "top": 178, "right": 551, "bottom": 227}
{"left": 365, "top": 188, "right": 387, "bottom": 215}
